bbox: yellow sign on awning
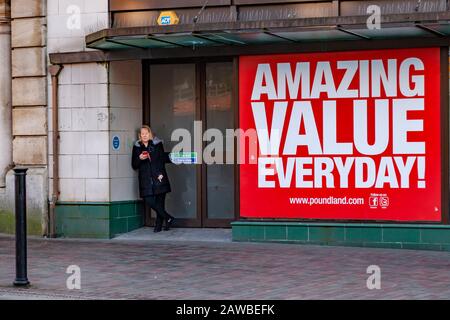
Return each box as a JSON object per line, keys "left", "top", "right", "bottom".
{"left": 157, "top": 11, "right": 179, "bottom": 26}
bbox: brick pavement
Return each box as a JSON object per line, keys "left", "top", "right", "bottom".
{"left": 0, "top": 233, "right": 450, "bottom": 299}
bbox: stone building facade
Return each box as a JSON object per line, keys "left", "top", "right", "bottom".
{"left": 1, "top": 0, "right": 450, "bottom": 251}
{"left": 0, "top": 0, "right": 49, "bottom": 235}
{"left": 0, "top": 0, "right": 143, "bottom": 237}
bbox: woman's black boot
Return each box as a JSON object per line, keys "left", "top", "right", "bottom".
{"left": 154, "top": 220, "right": 162, "bottom": 233}
{"left": 164, "top": 216, "right": 175, "bottom": 231}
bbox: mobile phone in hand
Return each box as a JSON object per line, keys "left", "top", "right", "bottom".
{"left": 140, "top": 151, "right": 147, "bottom": 158}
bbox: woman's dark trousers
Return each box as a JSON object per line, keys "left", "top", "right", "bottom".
{"left": 144, "top": 193, "right": 172, "bottom": 230}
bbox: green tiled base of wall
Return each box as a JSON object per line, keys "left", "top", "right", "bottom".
{"left": 56, "top": 201, "right": 144, "bottom": 239}
{"left": 231, "top": 221, "right": 450, "bottom": 252}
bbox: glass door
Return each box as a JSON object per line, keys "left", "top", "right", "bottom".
{"left": 149, "top": 63, "right": 199, "bottom": 227}
{"left": 203, "top": 62, "right": 235, "bottom": 227}
{"left": 146, "top": 60, "right": 236, "bottom": 228}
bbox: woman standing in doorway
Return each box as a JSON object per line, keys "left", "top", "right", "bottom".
{"left": 131, "top": 125, "right": 175, "bottom": 232}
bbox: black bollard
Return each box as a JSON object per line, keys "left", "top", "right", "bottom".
{"left": 13, "top": 168, "right": 30, "bottom": 286}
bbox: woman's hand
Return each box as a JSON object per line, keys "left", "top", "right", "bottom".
{"left": 139, "top": 152, "right": 149, "bottom": 160}
{"left": 157, "top": 174, "right": 163, "bottom": 182}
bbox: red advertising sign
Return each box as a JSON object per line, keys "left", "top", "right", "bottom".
{"left": 239, "top": 47, "right": 441, "bottom": 221}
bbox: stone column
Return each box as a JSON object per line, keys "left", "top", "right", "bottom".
{"left": 8, "top": 0, "right": 48, "bottom": 235}
{"left": 0, "top": 0, "right": 11, "bottom": 188}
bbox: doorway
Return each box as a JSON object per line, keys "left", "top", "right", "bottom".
{"left": 143, "top": 59, "right": 238, "bottom": 228}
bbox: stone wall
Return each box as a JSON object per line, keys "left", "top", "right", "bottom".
{"left": 0, "top": 0, "right": 11, "bottom": 189}
{"left": 12, "top": 0, "right": 47, "bottom": 165}
{"left": 47, "top": 0, "right": 108, "bottom": 53}
{"left": 48, "top": 62, "right": 110, "bottom": 202}
{"left": 47, "top": 0, "right": 110, "bottom": 204}
{"left": 0, "top": 0, "right": 48, "bottom": 236}
{"left": 51, "top": 61, "right": 145, "bottom": 238}
{"left": 44, "top": 1, "right": 144, "bottom": 238}
{"left": 109, "top": 60, "right": 142, "bottom": 202}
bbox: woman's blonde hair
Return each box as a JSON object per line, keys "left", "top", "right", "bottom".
{"left": 138, "top": 125, "right": 154, "bottom": 141}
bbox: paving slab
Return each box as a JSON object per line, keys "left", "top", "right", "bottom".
{"left": 113, "top": 227, "right": 232, "bottom": 243}
{"left": 1, "top": 232, "right": 450, "bottom": 300}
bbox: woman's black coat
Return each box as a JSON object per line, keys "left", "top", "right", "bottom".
{"left": 131, "top": 137, "right": 172, "bottom": 197}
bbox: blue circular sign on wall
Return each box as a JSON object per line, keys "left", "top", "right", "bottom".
{"left": 112, "top": 136, "right": 120, "bottom": 150}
